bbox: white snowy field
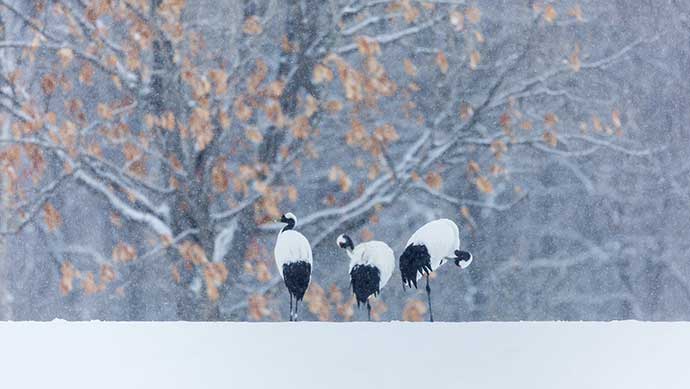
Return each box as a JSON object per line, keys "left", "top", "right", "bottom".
{"left": 0, "top": 321, "right": 688, "bottom": 389}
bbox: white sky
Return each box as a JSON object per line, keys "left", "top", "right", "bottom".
{"left": 0, "top": 321, "right": 688, "bottom": 389}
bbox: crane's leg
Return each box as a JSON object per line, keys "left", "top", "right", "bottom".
{"left": 367, "top": 300, "right": 372, "bottom": 321}
{"left": 294, "top": 300, "right": 300, "bottom": 322}
{"left": 426, "top": 275, "right": 434, "bottom": 322}
{"left": 289, "top": 294, "right": 293, "bottom": 322}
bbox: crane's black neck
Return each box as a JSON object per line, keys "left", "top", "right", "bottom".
{"left": 281, "top": 219, "right": 295, "bottom": 232}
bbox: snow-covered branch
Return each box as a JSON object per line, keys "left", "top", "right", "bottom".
{"left": 74, "top": 171, "right": 172, "bottom": 238}
{"left": 335, "top": 15, "right": 445, "bottom": 54}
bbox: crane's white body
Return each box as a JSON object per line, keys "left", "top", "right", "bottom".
{"left": 406, "top": 218, "right": 472, "bottom": 278}
{"left": 346, "top": 240, "right": 395, "bottom": 290}
{"left": 274, "top": 229, "right": 313, "bottom": 279}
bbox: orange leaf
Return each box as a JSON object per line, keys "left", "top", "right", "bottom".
{"left": 544, "top": 4, "right": 557, "bottom": 23}
{"left": 99, "top": 264, "right": 116, "bottom": 284}
{"left": 374, "top": 124, "right": 399, "bottom": 143}
{"left": 209, "top": 69, "right": 229, "bottom": 95}
{"left": 402, "top": 299, "right": 427, "bottom": 321}
{"left": 469, "top": 50, "right": 481, "bottom": 70}
{"left": 245, "top": 127, "right": 264, "bottom": 144}
{"left": 247, "top": 59, "right": 268, "bottom": 94}
{"left": 264, "top": 80, "right": 285, "bottom": 98}
{"left": 403, "top": 3, "right": 420, "bottom": 23}
{"left": 59, "top": 261, "right": 75, "bottom": 295}
{"left": 543, "top": 131, "right": 558, "bottom": 147}
{"left": 569, "top": 44, "right": 581, "bottom": 72}
{"left": 248, "top": 294, "right": 271, "bottom": 320}
{"left": 328, "top": 165, "right": 352, "bottom": 192}
{"left": 81, "top": 272, "right": 103, "bottom": 295}
{"left": 544, "top": 112, "right": 559, "bottom": 128}
{"left": 97, "top": 103, "right": 113, "bottom": 120}
{"left": 305, "top": 94, "right": 318, "bottom": 118}
{"left": 360, "top": 228, "right": 374, "bottom": 241}
{"left": 338, "top": 174, "right": 352, "bottom": 193}
{"left": 45, "top": 111, "right": 57, "bottom": 126}
{"left": 312, "top": 64, "right": 333, "bottom": 84}
{"left": 465, "top": 7, "right": 481, "bottom": 24}
{"left": 491, "top": 139, "right": 507, "bottom": 157}
{"left": 41, "top": 74, "right": 57, "bottom": 95}
{"left": 211, "top": 159, "right": 229, "bottom": 192}
{"left": 287, "top": 186, "right": 298, "bottom": 202}
{"left": 325, "top": 100, "right": 343, "bottom": 114}
{"left": 355, "top": 36, "right": 381, "bottom": 57}
{"left": 499, "top": 112, "right": 511, "bottom": 129}
{"left": 304, "top": 282, "right": 330, "bottom": 321}
{"left": 490, "top": 164, "right": 505, "bottom": 176}
{"left": 520, "top": 120, "right": 533, "bottom": 131}
{"left": 467, "top": 160, "right": 480, "bottom": 174}
{"left": 425, "top": 171, "right": 443, "bottom": 190}
{"left": 78, "top": 62, "right": 94, "bottom": 85}
{"left": 290, "top": 116, "right": 311, "bottom": 140}
{"left": 204, "top": 262, "right": 229, "bottom": 286}
{"left": 113, "top": 242, "right": 137, "bottom": 262}
{"left": 568, "top": 4, "right": 584, "bottom": 22}
{"left": 112, "top": 75, "right": 122, "bottom": 90}
{"left": 234, "top": 96, "right": 253, "bottom": 122}
{"left": 612, "top": 110, "right": 622, "bottom": 128}
{"left": 43, "top": 203, "right": 62, "bottom": 232}
{"left": 436, "top": 51, "right": 449, "bottom": 74}
{"left": 403, "top": 59, "right": 417, "bottom": 77}
{"left": 171, "top": 264, "right": 181, "bottom": 284}
{"left": 178, "top": 241, "right": 208, "bottom": 265}
{"left": 57, "top": 48, "right": 74, "bottom": 67}
{"left": 592, "top": 115, "right": 603, "bottom": 131}
{"left": 475, "top": 31, "right": 485, "bottom": 44}
{"left": 243, "top": 16, "right": 263, "bottom": 35}
{"left": 190, "top": 108, "right": 214, "bottom": 151}
{"left": 160, "top": 111, "right": 175, "bottom": 130}
{"left": 460, "top": 102, "right": 474, "bottom": 120}
{"left": 461, "top": 206, "right": 472, "bottom": 220}
{"left": 476, "top": 176, "right": 493, "bottom": 193}
{"left": 254, "top": 261, "right": 271, "bottom": 283}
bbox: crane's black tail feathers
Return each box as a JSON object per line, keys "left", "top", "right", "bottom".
{"left": 399, "top": 244, "right": 432, "bottom": 290}
{"left": 350, "top": 265, "right": 380, "bottom": 307}
{"left": 282, "top": 261, "right": 311, "bottom": 302}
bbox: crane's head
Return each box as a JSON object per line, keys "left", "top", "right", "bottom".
{"left": 336, "top": 234, "right": 354, "bottom": 251}
{"left": 280, "top": 212, "right": 296, "bottom": 225}
{"left": 454, "top": 250, "right": 473, "bottom": 269}
{"left": 278, "top": 212, "right": 297, "bottom": 232}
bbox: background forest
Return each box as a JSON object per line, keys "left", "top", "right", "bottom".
{"left": 0, "top": 0, "right": 688, "bottom": 321}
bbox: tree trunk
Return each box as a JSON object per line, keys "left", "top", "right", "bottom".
{"left": 0, "top": 122, "right": 13, "bottom": 321}
{"left": 216, "top": 0, "right": 322, "bottom": 320}
{"left": 0, "top": 13, "right": 12, "bottom": 321}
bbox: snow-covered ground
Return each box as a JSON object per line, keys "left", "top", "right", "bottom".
{"left": 1, "top": 321, "right": 688, "bottom": 389}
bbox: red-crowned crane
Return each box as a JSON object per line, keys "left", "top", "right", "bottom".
{"left": 274, "top": 213, "right": 312, "bottom": 321}
{"left": 399, "top": 219, "right": 473, "bottom": 322}
{"left": 337, "top": 234, "right": 395, "bottom": 321}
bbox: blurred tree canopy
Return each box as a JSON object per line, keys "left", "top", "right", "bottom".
{"left": 0, "top": 0, "right": 687, "bottom": 321}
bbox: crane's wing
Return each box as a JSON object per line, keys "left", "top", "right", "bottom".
{"left": 274, "top": 230, "right": 313, "bottom": 278}
{"left": 407, "top": 219, "right": 460, "bottom": 271}
{"left": 360, "top": 241, "right": 395, "bottom": 290}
